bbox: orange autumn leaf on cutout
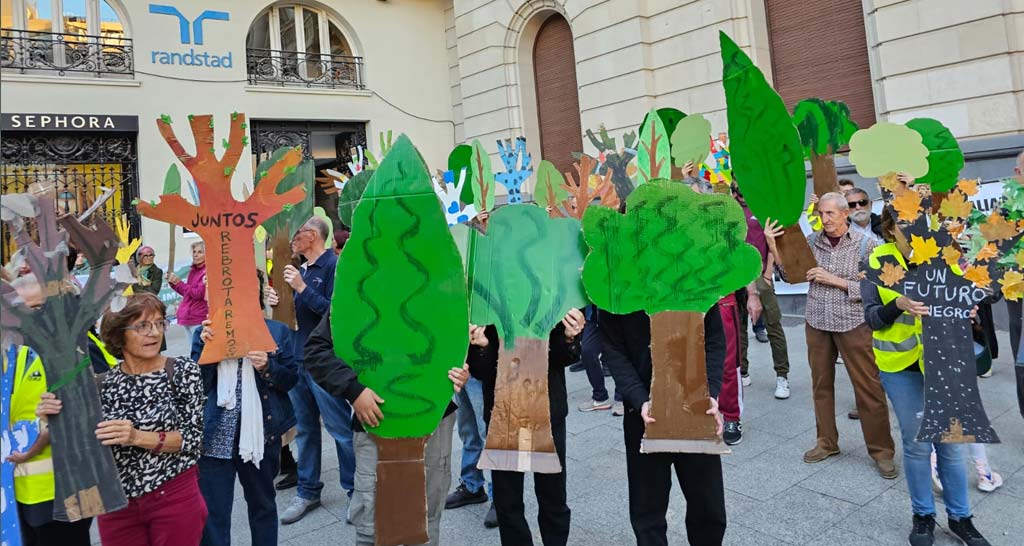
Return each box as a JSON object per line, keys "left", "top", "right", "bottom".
{"left": 939, "top": 190, "right": 971, "bottom": 219}
{"left": 879, "top": 174, "right": 901, "bottom": 193}
{"left": 975, "top": 242, "right": 999, "bottom": 262}
{"left": 893, "top": 189, "right": 922, "bottom": 222}
{"left": 979, "top": 210, "right": 1019, "bottom": 241}
{"left": 1000, "top": 270, "right": 1023, "bottom": 301}
{"left": 879, "top": 262, "right": 906, "bottom": 287}
{"left": 956, "top": 178, "right": 979, "bottom": 196}
{"left": 963, "top": 265, "right": 992, "bottom": 288}
{"left": 909, "top": 235, "right": 940, "bottom": 266}
{"left": 941, "top": 245, "right": 961, "bottom": 267}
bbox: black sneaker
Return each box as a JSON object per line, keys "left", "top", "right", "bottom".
{"left": 569, "top": 361, "right": 585, "bottom": 372}
{"left": 909, "top": 514, "right": 935, "bottom": 546}
{"left": 484, "top": 503, "right": 499, "bottom": 528}
{"left": 723, "top": 421, "right": 742, "bottom": 446}
{"left": 275, "top": 472, "right": 298, "bottom": 491}
{"left": 445, "top": 484, "right": 488, "bottom": 509}
{"left": 947, "top": 516, "right": 990, "bottom": 546}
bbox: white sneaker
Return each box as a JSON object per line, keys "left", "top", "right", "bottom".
{"left": 930, "top": 451, "right": 943, "bottom": 493}
{"left": 774, "top": 377, "right": 790, "bottom": 399}
{"left": 979, "top": 368, "right": 993, "bottom": 378}
{"left": 612, "top": 401, "right": 625, "bottom": 416}
{"left": 578, "top": 399, "right": 613, "bottom": 412}
{"left": 741, "top": 374, "right": 751, "bottom": 387}
{"left": 978, "top": 470, "right": 1003, "bottom": 492}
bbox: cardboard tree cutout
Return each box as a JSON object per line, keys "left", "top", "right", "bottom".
{"left": 338, "top": 170, "right": 374, "bottom": 229}
{"left": 534, "top": 159, "right": 570, "bottom": 218}
{"left": 670, "top": 113, "right": 713, "bottom": 172}
{"left": 330, "top": 135, "right": 468, "bottom": 546}
{"left": 720, "top": 32, "right": 814, "bottom": 281}
{"left": 495, "top": 137, "right": 533, "bottom": 203}
{"left": 562, "top": 154, "right": 615, "bottom": 221}
{"left": 637, "top": 108, "right": 671, "bottom": 185}
{"left": 433, "top": 168, "right": 479, "bottom": 226}
{"left": 469, "top": 140, "right": 497, "bottom": 216}
{"left": 2, "top": 346, "right": 40, "bottom": 546}
{"left": 864, "top": 183, "right": 1017, "bottom": 443}
{"left": 0, "top": 194, "right": 128, "bottom": 521}
{"left": 467, "top": 205, "right": 589, "bottom": 472}
{"left": 254, "top": 147, "right": 315, "bottom": 330}
{"left": 586, "top": 125, "right": 637, "bottom": 200}
{"left": 137, "top": 113, "right": 306, "bottom": 364}
{"left": 792, "top": 98, "right": 858, "bottom": 196}
{"left": 161, "top": 164, "right": 185, "bottom": 274}
{"left": 583, "top": 181, "right": 761, "bottom": 453}
{"left": 906, "top": 118, "right": 965, "bottom": 205}
{"left": 448, "top": 144, "right": 477, "bottom": 207}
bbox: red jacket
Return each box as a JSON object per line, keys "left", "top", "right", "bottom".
{"left": 171, "top": 262, "right": 208, "bottom": 326}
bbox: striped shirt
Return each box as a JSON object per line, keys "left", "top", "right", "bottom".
{"left": 805, "top": 230, "right": 876, "bottom": 332}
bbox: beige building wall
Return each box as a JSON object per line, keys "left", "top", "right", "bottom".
{"left": 865, "top": 0, "right": 1024, "bottom": 140}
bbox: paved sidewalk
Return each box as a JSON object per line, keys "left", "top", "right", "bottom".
{"left": 117, "top": 322, "right": 1024, "bottom": 545}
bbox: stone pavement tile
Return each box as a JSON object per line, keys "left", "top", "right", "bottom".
{"left": 718, "top": 426, "right": 788, "bottom": 466}
{"left": 835, "top": 487, "right": 930, "bottom": 546}
{"left": 282, "top": 521, "right": 354, "bottom": 546}
{"left": 997, "top": 465, "right": 1024, "bottom": 500}
{"left": 813, "top": 527, "right": 899, "bottom": 546}
{"left": 722, "top": 433, "right": 840, "bottom": 501}
{"left": 797, "top": 453, "right": 899, "bottom": 506}
{"left": 728, "top": 485, "right": 859, "bottom": 544}
{"left": 722, "top": 522, "right": 796, "bottom": 546}
{"left": 276, "top": 486, "right": 349, "bottom": 542}
{"left": 968, "top": 490, "right": 1024, "bottom": 546}
{"left": 744, "top": 403, "right": 817, "bottom": 440}
{"left": 566, "top": 513, "right": 638, "bottom": 545}
{"left": 566, "top": 424, "right": 622, "bottom": 463}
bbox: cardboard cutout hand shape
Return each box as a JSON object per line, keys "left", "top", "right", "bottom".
{"left": 330, "top": 134, "right": 468, "bottom": 546}
{"left": 720, "top": 32, "right": 815, "bottom": 282}
{"left": 0, "top": 194, "right": 128, "bottom": 522}
{"left": 137, "top": 113, "right": 306, "bottom": 363}
{"left": 467, "top": 204, "right": 589, "bottom": 472}
{"left": 582, "top": 181, "right": 761, "bottom": 453}
{"left": 865, "top": 186, "right": 1015, "bottom": 444}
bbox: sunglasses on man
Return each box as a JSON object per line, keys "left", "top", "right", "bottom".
{"left": 847, "top": 199, "right": 870, "bottom": 209}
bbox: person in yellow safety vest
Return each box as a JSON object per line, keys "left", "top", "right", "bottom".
{"left": 861, "top": 226, "right": 992, "bottom": 546}
{"left": 4, "top": 275, "right": 115, "bottom": 545}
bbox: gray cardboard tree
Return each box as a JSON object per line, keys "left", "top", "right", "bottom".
{"left": 0, "top": 194, "right": 127, "bottom": 521}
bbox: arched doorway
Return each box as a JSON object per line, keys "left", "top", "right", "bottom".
{"left": 532, "top": 15, "right": 582, "bottom": 179}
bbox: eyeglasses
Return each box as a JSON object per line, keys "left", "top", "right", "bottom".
{"left": 123, "top": 319, "right": 170, "bottom": 334}
{"left": 847, "top": 199, "right": 870, "bottom": 209}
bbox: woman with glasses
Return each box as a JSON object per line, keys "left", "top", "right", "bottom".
{"left": 36, "top": 293, "right": 207, "bottom": 546}
{"left": 131, "top": 246, "right": 163, "bottom": 297}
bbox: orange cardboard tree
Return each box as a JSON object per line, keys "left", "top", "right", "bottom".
{"left": 137, "top": 113, "right": 305, "bottom": 363}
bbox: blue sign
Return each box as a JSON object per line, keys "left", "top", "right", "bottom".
{"left": 148, "top": 4, "right": 232, "bottom": 68}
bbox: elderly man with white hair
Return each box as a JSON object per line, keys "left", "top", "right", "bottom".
{"left": 764, "top": 192, "right": 896, "bottom": 479}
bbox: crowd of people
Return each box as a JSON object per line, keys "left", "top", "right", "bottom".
{"left": 4, "top": 154, "right": 1022, "bottom": 546}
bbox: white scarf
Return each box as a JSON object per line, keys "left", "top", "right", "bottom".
{"left": 216, "top": 358, "right": 264, "bottom": 467}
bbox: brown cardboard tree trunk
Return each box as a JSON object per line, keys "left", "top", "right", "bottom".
{"left": 810, "top": 153, "right": 839, "bottom": 197}
{"left": 478, "top": 337, "right": 561, "bottom": 473}
{"left": 643, "top": 310, "right": 729, "bottom": 454}
{"left": 270, "top": 230, "right": 297, "bottom": 329}
{"left": 372, "top": 436, "right": 429, "bottom": 546}
{"left": 776, "top": 224, "right": 816, "bottom": 284}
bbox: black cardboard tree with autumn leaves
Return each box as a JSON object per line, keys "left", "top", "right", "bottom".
{"left": 0, "top": 195, "right": 128, "bottom": 521}
{"left": 851, "top": 122, "right": 1020, "bottom": 443}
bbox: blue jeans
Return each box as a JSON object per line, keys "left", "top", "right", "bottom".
{"left": 199, "top": 440, "right": 281, "bottom": 546}
{"left": 582, "top": 320, "right": 620, "bottom": 403}
{"left": 455, "top": 377, "right": 492, "bottom": 496}
{"left": 879, "top": 370, "right": 970, "bottom": 518}
{"left": 290, "top": 367, "right": 356, "bottom": 500}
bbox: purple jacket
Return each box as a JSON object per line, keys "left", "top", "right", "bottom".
{"left": 171, "top": 262, "right": 208, "bottom": 326}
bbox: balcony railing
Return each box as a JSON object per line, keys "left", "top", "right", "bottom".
{"left": 246, "top": 48, "right": 364, "bottom": 90}
{"left": 0, "top": 28, "right": 133, "bottom": 77}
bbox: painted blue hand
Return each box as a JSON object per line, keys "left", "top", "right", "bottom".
{"left": 495, "top": 137, "right": 533, "bottom": 204}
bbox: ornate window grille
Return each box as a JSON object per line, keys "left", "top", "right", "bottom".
{"left": 246, "top": 48, "right": 363, "bottom": 89}
{"left": 0, "top": 28, "right": 133, "bottom": 77}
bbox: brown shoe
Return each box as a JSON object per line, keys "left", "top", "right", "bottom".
{"left": 876, "top": 459, "right": 898, "bottom": 479}
{"left": 848, "top": 409, "right": 860, "bottom": 420}
{"left": 803, "top": 445, "right": 840, "bottom": 463}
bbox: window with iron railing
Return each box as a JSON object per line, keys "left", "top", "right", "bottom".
{"left": 245, "top": 4, "right": 363, "bottom": 89}
{"left": 1, "top": 0, "right": 133, "bottom": 78}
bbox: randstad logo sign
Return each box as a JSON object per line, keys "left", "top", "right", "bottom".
{"left": 148, "top": 4, "right": 232, "bottom": 68}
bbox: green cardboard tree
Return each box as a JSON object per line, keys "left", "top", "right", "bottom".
{"left": 637, "top": 108, "right": 671, "bottom": 185}
{"left": 720, "top": 32, "right": 814, "bottom": 281}
{"left": 337, "top": 169, "right": 373, "bottom": 229}
{"left": 448, "top": 144, "right": 476, "bottom": 206}
{"left": 469, "top": 139, "right": 496, "bottom": 216}
{"left": 906, "top": 117, "right": 964, "bottom": 194}
{"left": 330, "top": 134, "right": 467, "bottom": 546}
{"left": 467, "top": 204, "right": 588, "bottom": 472}
{"left": 670, "top": 113, "right": 712, "bottom": 174}
{"left": 583, "top": 180, "right": 760, "bottom": 453}
{"left": 255, "top": 147, "right": 314, "bottom": 330}
{"left": 792, "top": 98, "right": 858, "bottom": 196}
{"left": 1, "top": 195, "right": 128, "bottom": 521}
{"left": 533, "top": 159, "right": 569, "bottom": 217}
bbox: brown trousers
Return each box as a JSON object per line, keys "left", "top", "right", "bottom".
{"left": 805, "top": 322, "right": 895, "bottom": 461}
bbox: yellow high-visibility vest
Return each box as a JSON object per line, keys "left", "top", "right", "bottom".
{"left": 88, "top": 331, "right": 118, "bottom": 368}
{"left": 10, "top": 346, "right": 54, "bottom": 504}
{"left": 867, "top": 244, "right": 923, "bottom": 373}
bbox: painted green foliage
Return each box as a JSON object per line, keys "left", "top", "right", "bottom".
{"left": 791, "top": 98, "right": 858, "bottom": 158}
{"left": 582, "top": 180, "right": 761, "bottom": 315}
{"left": 533, "top": 160, "right": 568, "bottom": 210}
{"left": 162, "top": 164, "right": 181, "bottom": 195}
{"left": 670, "top": 113, "right": 712, "bottom": 168}
{"left": 468, "top": 205, "right": 589, "bottom": 347}
{"left": 256, "top": 146, "right": 314, "bottom": 238}
{"left": 906, "top": 118, "right": 964, "bottom": 192}
{"left": 449, "top": 144, "right": 475, "bottom": 205}
{"left": 331, "top": 135, "right": 468, "bottom": 438}
{"left": 720, "top": 31, "right": 805, "bottom": 227}
{"left": 637, "top": 108, "right": 671, "bottom": 184}
{"left": 848, "top": 122, "right": 930, "bottom": 179}
{"left": 338, "top": 169, "right": 373, "bottom": 229}
{"left": 470, "top": 140, "right": 496, "bottom": 212}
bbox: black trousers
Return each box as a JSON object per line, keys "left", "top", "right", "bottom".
{"left": 491, "top": 419, "right": 570, "bottom": 546}
{"left": 623, "top": 411, "right": 727, "bottom": 546}
{"left": 19, "top": 510, "right": 92, "bottom": 546}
